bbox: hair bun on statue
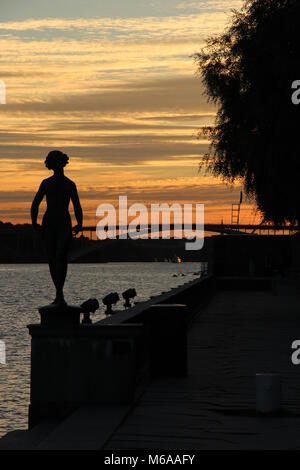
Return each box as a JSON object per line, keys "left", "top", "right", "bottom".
{"left": 45, "top": 150, "right": 69, "bottom": 170}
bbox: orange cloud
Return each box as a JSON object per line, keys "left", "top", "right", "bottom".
{"left": 0, "top": 5, "right": 257, "bottom": 224}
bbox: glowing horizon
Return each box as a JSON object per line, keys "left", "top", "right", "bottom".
{"left": 0, "top": 0, "right": 257, "bottom": 226}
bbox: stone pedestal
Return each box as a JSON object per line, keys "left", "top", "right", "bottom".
{"left": 39, "top": 304, "right": 81, "bottom": 327}
{"left": 28, "top": 308, "right": 148, "bottom": 428}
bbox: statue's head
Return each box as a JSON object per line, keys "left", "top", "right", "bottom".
{"left": 45, "top": 150, "right": 69, "bottom": 170}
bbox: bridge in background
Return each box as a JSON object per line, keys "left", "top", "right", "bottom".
{"left": 0, "top": 223, "right": 298, "bottom": 240}
{"left": 81, "top": 223, "right": 300, "bottom": 239}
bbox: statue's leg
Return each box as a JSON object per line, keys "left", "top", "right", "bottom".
{"left": 55, "top": 225, "right": 72, "bottom": 303}
{"left": 44, "top": 226, "right": 58, "bottom": 293}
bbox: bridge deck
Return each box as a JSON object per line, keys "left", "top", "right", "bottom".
{"left": 104, "top": 285, "right": 300, "bottom": 450}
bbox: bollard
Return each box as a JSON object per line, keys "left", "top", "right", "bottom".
{"left": 256, "top": 373, "right": 281, "bottom": 414}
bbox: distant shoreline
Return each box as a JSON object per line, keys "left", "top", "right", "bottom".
{"left": 0, "top": 260, "right": 203, "bottom": 265}
{"left": 0, "top": 221, "right": 210, "bottom": 263}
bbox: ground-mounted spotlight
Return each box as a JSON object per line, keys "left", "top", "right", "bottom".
{"left": 102, "top": 292, "right": 120, "bottom": 315}
{"left": 122, "top": 288, "right": 137, "bottom": 309}
{"left": 80, "top": 298, "right": 99, "bottom": 324}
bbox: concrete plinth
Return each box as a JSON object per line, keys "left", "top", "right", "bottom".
{"left": 28, "top": 319, "right": 148, "bottom": 428}
{"left": 39, "top": 304, "right": 81, "bottom": 327}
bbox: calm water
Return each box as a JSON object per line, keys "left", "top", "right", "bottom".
{"left": 0, "top": 262, "right": 202, "bottom": 437}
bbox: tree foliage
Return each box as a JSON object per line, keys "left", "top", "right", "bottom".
{"left": 195, "top": 0, "right": 300, "bottom": 224}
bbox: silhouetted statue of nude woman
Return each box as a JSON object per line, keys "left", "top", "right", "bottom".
{"left": 31, "top": 151, "right": 83, "bottom": 305}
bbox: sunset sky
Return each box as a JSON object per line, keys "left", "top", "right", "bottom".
{"left": 0, "top": 0, "right": 257, "bottom": 225}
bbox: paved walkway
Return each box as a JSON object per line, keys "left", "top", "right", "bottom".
{"left": 105, "top": 287, "right": 300, "bottom": 450}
